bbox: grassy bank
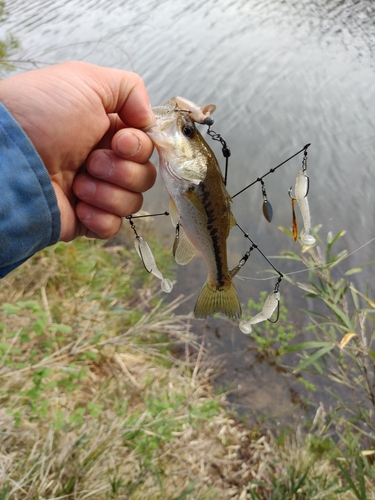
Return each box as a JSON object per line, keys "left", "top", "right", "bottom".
{"left": 0, "top": 230, "right": 374, "bottom": 499}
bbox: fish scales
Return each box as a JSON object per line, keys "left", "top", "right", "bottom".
{"left": 200, "top": 162, "right": 231, "bottom": 288}
{"left": 146, "top": 97, "right": 241, "bottom": 320}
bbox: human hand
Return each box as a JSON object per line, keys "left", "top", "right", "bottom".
{"left": 0, "top": 61, "right": 156, "bottom": 242}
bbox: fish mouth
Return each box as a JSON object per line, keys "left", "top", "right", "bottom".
{"left": 144, "top": 114, "right": 176, "bottom": 149}
{"left": 144, "top": 102, "right": 179, "bottom": 148}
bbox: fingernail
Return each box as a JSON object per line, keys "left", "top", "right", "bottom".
{"left": 89, "top": 151, "right": 114, "bottom": 178}
{"left": 116, "top": 131, "right": 141, "bottom": 157}
{"left": 75, "top": 175, "right": 97, "bottom": 198}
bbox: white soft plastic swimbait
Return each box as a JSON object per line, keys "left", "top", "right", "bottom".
{"left": 134, "top": 236, "right": 173, "bottom": 293}
{"left": 294, "top": 170, "right": 316, "bottom": 245}
{"left": 239, "top": 290, "right": 280, "bottom": 334}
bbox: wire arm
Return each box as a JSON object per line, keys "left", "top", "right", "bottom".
{"left": 126, "top": 211, "right": 169, "bottom": 220}
{"left": 235, "top": 222, "right": 284, "bottom": 280}
{"left": 231, "top": 143, "right": 311, "bottom": 200}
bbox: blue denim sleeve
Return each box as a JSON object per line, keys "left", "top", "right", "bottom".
{"left": 0, "top": 103, "right": 61, "bottom": 278}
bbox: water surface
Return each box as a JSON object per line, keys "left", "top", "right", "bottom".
{"left": 3, "top": 0, "right": 375, "bottom": 423}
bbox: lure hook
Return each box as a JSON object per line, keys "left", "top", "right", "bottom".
{"left": 305, "top": 175, "right": 310, "bottom": 198}
{"left": 267, "top": 300, "right": 280, "bottom": 323}
{"left": 301, "top": 148, "right": 310, "bottom": 197}
{"left": 268, "top": 278, "right": 282, "bottom": 323}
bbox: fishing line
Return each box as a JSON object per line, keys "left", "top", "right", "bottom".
{"left": 236, "top": 235, "right": 375, "bottom": 282}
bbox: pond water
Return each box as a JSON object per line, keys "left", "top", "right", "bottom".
{"left": 3, "top": 0, "right": 375, "bottom": 425}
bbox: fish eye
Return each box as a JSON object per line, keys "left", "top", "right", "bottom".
{"left": 182, "top": 124, "right": 195, "bottom": 138}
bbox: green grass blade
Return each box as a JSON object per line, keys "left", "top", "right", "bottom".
{"left": 284, "top": 341, "right": 335, "bottom": 354}
{"left": 356, "top": 455, "right": 367, "bottom": 500}
{"left": 321, "top": 299, "right": 354, "bottom": 330}
{"left": 336, "top": 460, "right": 364, "bottom": 500}
{"left": 294, "top": 344, "right": 335, "bottom": 373}
{"left": 0, "top": 487, "right": 10, "bottom": 500}
{"left": 292, "top": 470, "right": 309, "bottom": 493}
{"left": 173, "top": 481, "right": 198, "bottom": 500}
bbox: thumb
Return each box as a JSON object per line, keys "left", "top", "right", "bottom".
{"left": 78, "top": 62, "right": 155, "bottom": 129}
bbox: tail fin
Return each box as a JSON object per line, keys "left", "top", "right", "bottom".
{"left": 194, "top": 281, "right": 241, "bottom": 320}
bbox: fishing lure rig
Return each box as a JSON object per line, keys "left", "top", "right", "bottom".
{"left": 126, "top": 101, "right": 315, "bottom": 334}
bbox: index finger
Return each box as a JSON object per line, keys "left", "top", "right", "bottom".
{"left": 85, "top": 63, "right": 156, "bottom": 129}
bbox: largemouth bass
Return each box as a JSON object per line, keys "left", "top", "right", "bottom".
{"left": 145, "top": 97, "right": 241, "bottom": 320}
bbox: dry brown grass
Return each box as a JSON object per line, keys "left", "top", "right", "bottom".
{"left": 0, "top": 238, "right": 369, "bottom": 499}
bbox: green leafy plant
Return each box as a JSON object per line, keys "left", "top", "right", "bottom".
{"left": 242, "top": 292, "right": 297, "bottom": 362}
{"left": 275, "top": 227, "right": 375, "bottom": 496}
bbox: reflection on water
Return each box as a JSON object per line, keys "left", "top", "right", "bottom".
{"left": 3, "top": 0, "right": 375, "bottom": 423}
